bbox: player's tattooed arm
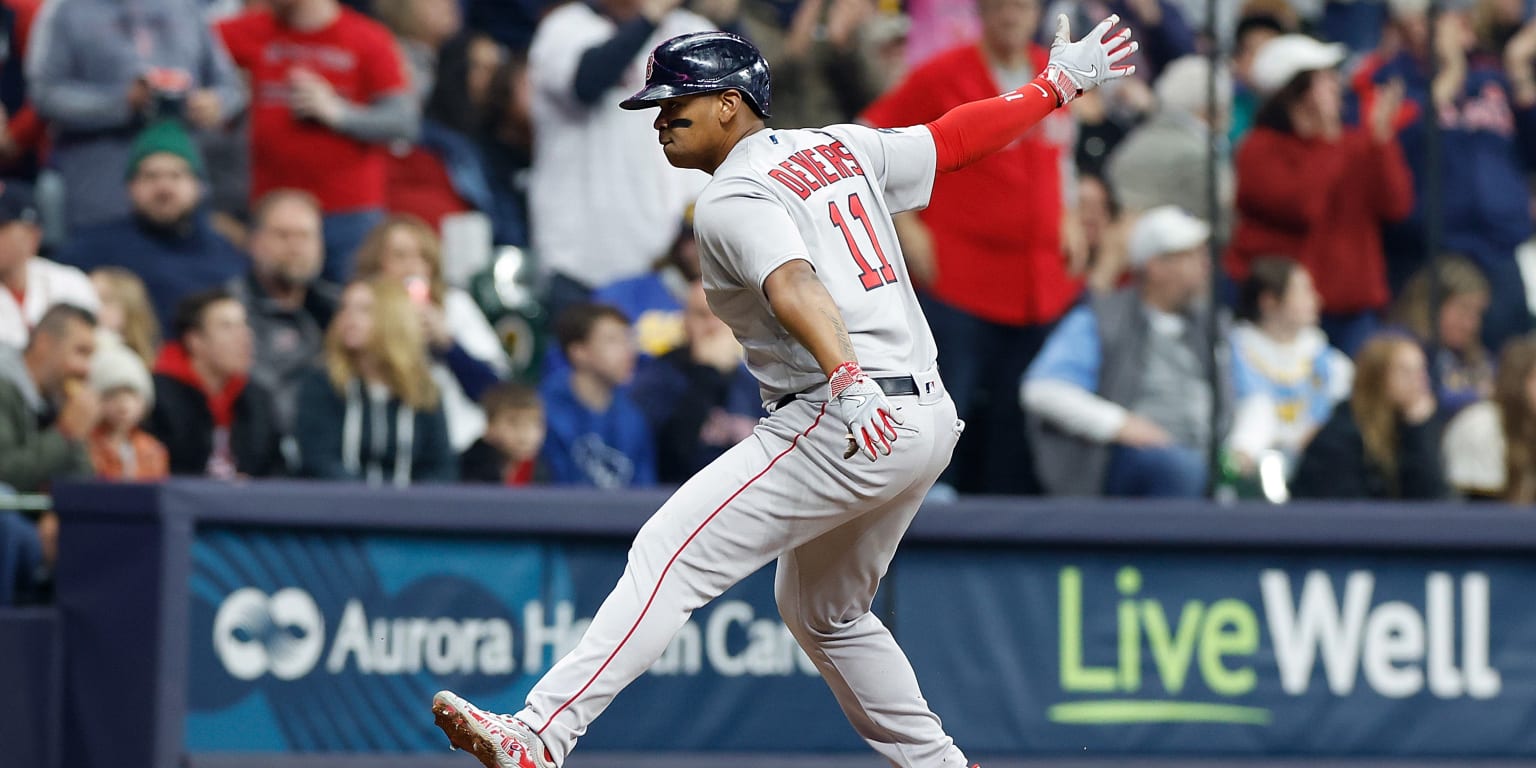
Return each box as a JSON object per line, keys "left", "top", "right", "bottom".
{"left": 763, "top": 258, "right": 861, "bottom": 375}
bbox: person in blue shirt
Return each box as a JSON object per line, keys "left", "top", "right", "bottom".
{"left": 1361, "top": 4, "right": 1536, "bottom": 350}
{"left": 540, "top": 301, "right": 655, "bottom": 488}
{"left": 56, "top": 118, "right": 247, "bottom": 331}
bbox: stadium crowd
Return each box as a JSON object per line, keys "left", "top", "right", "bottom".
{"left": 0, "top": 0, "right": 1534, "bottom": 601}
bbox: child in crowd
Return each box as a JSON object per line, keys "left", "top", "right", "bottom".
{"left": 460, "top": 382, "right": 549, "bottom": 485}
{"left": 540, "top": 302, "right": 655, "bottom": 489}
{"left": 87, "top": 338, "right": 169, "bottom": 481}
{"left": 89, "top": 267, "right": 161, "bottom": 369}
{"left": 1228, "top": 258, "right": 1353, "bottom": 478}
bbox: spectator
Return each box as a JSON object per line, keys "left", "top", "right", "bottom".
{"left": 217, "top": 0, "right": 419, "bottom": 283}
{"left": 1227, "top": 34, "right": 1414, "bottom": 356}
{"left": 148, "top": 288, "right": 286, "bottom": 477}
{"left": 352, "top": 214, "right": 506, "bottom": 450}
{"left": 1106, "top": 55, "right": 1235, "bottom": 225}
{"left": 861, "top": 0, "right": 1077, "bottom": 494}
{"left": 0, "top": 303, "right": 97, "bottom": 492}
{"left": 1229, "top": 10, "right": 1288, "bottom": 146}
{"left": 89, "top": 267, "right": 161, "bottom": 369}
{"left": 373, "top": 0, "right": 463, "bottom": 105}
{"left": 388, "top": 33, "right": 516, "bottom": 240}
{"left": 56, "top": 118, "right": 247, "bottom": 330}
{"left": 0, "top": 181, "right": 97, "bottom": 349}
{"left": 738, "top": 0, "right": 883, "bottom": 129}
{"left": 1023, "top": 207, "right": 1229, "bottom": 498}
{"left": 86, "top": 336, "right": 169, "bottom": 481}
{"left": 478, "top": 49, "right": 533, "bottom": 247}
{"left": 1443, "top": 334, "right": 1536, "bottom": 501}
{"left": 526, "top": 0, "right": 711, "bottom": 316}
{"left": 1292, "top": 332, "right": 1448, "bottom": 499}
{"left": 1227, "top": 257, "right": 1353, "bottom": 478}
{"left": 293, "top": 277, "right": 455, "bottom": 484}
{"left": 459, "top": 381, "right": 548, "bottom": 485}
{"left": 25, "top": 0, "right": 246, "bottom": 232}
{"left": 0, "top": 0, "right": 48, "bottom": 183}
{"left": 1364, "top": 4, "right": 1536, "bottom": 348}
{"left": 630, "top": 281, "right": 759, "bottom": 483}
{"left": 541, "top": 302, "right": 654, "bottom": 488}
{"left": 225, "top": 189, "right": 339, "bottom": 434}
{"left": 1076, "top": 172, "right": 1129, "bottom": 294}
{"left": 1389, "top": 257, "right": 1494, "bottom": 416}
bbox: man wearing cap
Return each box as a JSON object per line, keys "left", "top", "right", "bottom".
{"left": 25, "top": 0, "right": 246, "bottom": 232}
{"left": 1226, "top": 33, "right": 1413, "bottom": 356}
{"left": 0, "top": 181, "right": 98, "bottom": 350}
{"left": 57, "top": 118, "right": 246, "bottom": 331}
{"left": 1023, "top": 205, "right": 1231, "bottom": 497}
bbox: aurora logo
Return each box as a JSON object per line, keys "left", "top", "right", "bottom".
{"left": 213, "top": 587, "right": 326, "bottom": 681}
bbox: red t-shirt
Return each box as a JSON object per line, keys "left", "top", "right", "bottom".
{"left": 861, "top": 44, "right": 1079, "bottom": 326}
{"left": 217, "top": 9, "right": 407, "bottom": 212}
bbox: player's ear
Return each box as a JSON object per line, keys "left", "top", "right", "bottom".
{"left": 719, "top": 89, "right": 742, "bottom": 124}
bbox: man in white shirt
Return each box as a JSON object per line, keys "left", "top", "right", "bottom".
{"left": 526, "top": 0, "right": 713, "bottom": 316}
{"left": 0, "top": 182, "right": 99, "bottom": 350}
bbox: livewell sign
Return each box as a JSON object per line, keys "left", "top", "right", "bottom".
{"left": 895, "top": 551, "right": 1536, "bottom": 756}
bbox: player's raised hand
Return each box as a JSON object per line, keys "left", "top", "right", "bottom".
{"left": 829, "top": 362, "right": 903, "bottom": 461}
{"left": 1041, "top": 13, "right": 1138, "bottom": 106}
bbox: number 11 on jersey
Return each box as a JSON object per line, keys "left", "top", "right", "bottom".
{"left": 829, "top": 192, "right": 896, "bottom": 291}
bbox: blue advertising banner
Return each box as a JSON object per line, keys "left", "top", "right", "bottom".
{"left": 186, "top": 527, "right": 859, "bottom": 754}
{"left": 900, "top": 550, "right": 1536, "bottom": 757}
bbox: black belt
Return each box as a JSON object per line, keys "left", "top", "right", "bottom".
{"left": 774, "top": 375, "right": 918, "bottom": 411}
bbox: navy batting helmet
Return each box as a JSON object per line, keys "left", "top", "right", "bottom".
{"left": 620, "top": 32, "right": 771, "bottom": 118}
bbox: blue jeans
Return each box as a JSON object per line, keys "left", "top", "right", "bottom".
{"left": 1104, "top": 444, "right": 1208, "bottom": 498}
{"left": 0, "top": 511, "right": 43, "bottom": 607}
{"left": 1472, "top": 255, "right": 1532, "bottom": 354}
{"left": 921, "top": 293, "right": 1054, "bottom": 495}
{"left": 321, "top": 208, "right": 386, "bottom": 284}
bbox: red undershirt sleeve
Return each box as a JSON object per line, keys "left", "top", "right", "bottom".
{"left": 925, "top": 76, "right": 1061, "bottom": 173}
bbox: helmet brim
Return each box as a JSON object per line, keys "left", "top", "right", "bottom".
{"left": 619, "top": 83, "right": 687, "bottom": 111}
{"left": 619, "top": 84, "right": 771, "bottom": 117}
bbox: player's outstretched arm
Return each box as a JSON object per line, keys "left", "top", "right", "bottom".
{"left": 926, "top": 14, "right": 1138, "bottom": 173}
{"left": 763, "top": 259, "right": 903, "bottom": 462}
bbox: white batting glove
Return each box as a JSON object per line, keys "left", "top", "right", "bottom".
{"left": 829, "top": 362, "right": 902, "bottom": 462}
{"left": 1040, "top": 13, "right": 1139, "bottom": 106}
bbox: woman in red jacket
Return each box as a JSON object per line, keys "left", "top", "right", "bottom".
{"left": 1227, "top": 35, "right": 1415, "bottom": 356}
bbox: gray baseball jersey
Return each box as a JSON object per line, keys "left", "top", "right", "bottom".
{"left": 693, "top": 124, "right": 940, "bottom": 405}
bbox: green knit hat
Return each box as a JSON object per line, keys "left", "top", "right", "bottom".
{"left": 125, "top": 118, "right": 205, "bottom": 181}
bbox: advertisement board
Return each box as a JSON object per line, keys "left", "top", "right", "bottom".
{"left": 186, "top": 527, "right": 858, "bottom": 753}
{"left": 900, "top": 550, "right": 1536, "bottom": 756}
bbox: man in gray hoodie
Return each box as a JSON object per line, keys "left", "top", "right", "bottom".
{"left": 26, "top": 0, "right": 248, "bottom": 233}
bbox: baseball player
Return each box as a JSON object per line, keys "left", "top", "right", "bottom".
{"left": 433, "top": 16, "right": 1137, "bottom": 768}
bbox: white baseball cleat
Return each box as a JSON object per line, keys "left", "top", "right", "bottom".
{"left": 431, "top": 690, "right": 557, "bottom": 768}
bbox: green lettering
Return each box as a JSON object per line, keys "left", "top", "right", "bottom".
{"left": 1143, "top": 600, "right": 1203, "bottom": 694}
{"left": 1199, "top": 599, "right": 1259, "bottom": 696}
{"left": 1119, "top": 598, "right": 1140, "bottom": 691}
{"left": 1060, "top": 567, "right": 1115, "bottom": 692}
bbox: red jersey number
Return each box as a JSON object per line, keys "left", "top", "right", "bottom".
{"left": 829, "top": 193, "right": 896, "bottom": 291}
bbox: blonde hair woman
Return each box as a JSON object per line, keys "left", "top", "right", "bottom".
{"left": 1443, "top": 336, "right": 1536, "bottom": 502}
{"left": 293, "top": 277, "right": 455, "bottom": 485}
{"left": 353, "top": 215, "right": 509, "bottom": 451}
{"left": 1389, "top": 256, "right": 1493, "bottom": 416}
{"left": 1292, "top": 334, "right": 1449, "bottom": 499}
{"left": 89, "top": 267, "right": 161, "bottom": 368}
